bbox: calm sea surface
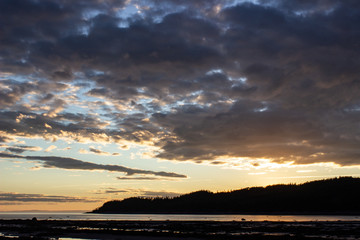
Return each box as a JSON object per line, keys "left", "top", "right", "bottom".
{"left": 1, "top": 212, "right": 359, "bottom": 221}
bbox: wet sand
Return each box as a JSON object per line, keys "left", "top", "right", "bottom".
{"left": 1, "top": 219, "right": 360, "bottom": 239}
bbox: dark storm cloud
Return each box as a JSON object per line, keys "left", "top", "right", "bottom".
{"left": 260, "top": 0, "right": 360, "bottom": 14}
{"left": 155, "top": 102, "right": 323, "bottom": 160}
{"left": 1, "top": 0, "right": 360, "bottom": 167}
{"left": 0, "top": 192, "right": 96, "bottom": 203}
{"left": 0, "top": 152, "right": 187, "bottom": 178}
{"left": 2, "top": 0, "right": 223, "bottom": 95}
{"left": 154, "top": 100, "right": 360, "bottom": 165}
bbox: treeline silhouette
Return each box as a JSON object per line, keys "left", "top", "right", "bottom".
{"left": 91, "top": 177, "right": 360, "bottom": 214}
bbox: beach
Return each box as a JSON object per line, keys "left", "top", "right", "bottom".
{"left": 1, "top": 219, "right": 360, "bottom": 239}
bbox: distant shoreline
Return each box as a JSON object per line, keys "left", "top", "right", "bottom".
{"left": 91, "top": 177, "right": 360, "bottom": 215}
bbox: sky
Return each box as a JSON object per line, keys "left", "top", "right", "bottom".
{"left": 1, "top": 0, "right": 360, "bottom": 211}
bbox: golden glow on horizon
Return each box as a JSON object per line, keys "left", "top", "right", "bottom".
{"left": 1, "top": 0, "right": 360, "bottom": 212}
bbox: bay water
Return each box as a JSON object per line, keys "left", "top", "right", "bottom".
{"left": 1, "top": 212, "right": 359, "bottom": 221}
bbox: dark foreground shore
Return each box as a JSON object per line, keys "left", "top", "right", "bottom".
{"left": 1, "top": 219, "right": 360, "bottom": 240}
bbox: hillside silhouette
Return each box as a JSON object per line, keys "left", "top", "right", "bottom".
{"left": 91, "top": 177, "right": 360, "bottom": 214}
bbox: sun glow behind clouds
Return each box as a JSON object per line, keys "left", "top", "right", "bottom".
{"left": 1, "top": 0, "right": 360, "bottom": 211}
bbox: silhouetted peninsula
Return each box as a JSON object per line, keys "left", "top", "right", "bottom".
{"left": 91, "top": 177, "right": 360, "bottom": 214}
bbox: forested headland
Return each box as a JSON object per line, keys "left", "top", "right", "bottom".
{"left": 91, "top": 177, "right": 360, "bottom": 214}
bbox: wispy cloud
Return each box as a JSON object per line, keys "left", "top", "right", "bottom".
{"left": 5, "top": 145, "right": 42, "bottom": 154}
{"left": 139, "top": 190, "right": 181, "bottom": 198}
{"left": 116, "top": 176, "right": 177, "bottom": 181}
{"left": 0, "top": 192, "right": 97, "bottom": 203}
{"left": 44, "top": 145, "right": 57, "bottom": 152}
{"left": 80, "top": 147, "right": 120, "bottom": 156}
{"left": 95, "top": 188, "right": 181, "bottom": 198}
{"left": 0, "top": 152, "right": 187, "bottom": 178}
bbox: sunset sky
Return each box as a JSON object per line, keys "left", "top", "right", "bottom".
{"left": 1, "top": 0, "right": 360, "bottom": 211}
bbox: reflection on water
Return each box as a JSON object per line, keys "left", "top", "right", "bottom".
{"left": 0, "top": 212, "right": 360, "bottom": 221}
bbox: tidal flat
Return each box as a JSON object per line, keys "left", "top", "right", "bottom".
{"left": 1, "top": 219, "right": 360, "bottom": 239}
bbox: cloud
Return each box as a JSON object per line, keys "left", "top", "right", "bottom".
{"left": 89, "top": 147, "right": 120, "bottom": 156}
{"left": 95, "top": 188, "right": 181, "bottom": 198}
{"left": 0, "top": 192, "right": 97, "bottom": 203}
{"left": 103, "top": 189, "right": 129, "bottom": 194}
{"left": 116, "top": 176, "right": 175, "bottom": 180}
{"left": 93, "top": 188, "right": 130, "bottom": 195}
{"left": 139, "top": 190, "right": 181, "bottom": 198}
{"left": 0, "top": 110, "right": 123, "bottom": 144}
{"left": 79, "top": 147, "right": 120, "bottom": 156}
{"left": 0, "top": 0, "right": 360, "bottom": 168}
{"left": 5, "top": 145, "right": 42, "bottom": 154}
{"left": 0, "top": 152, "right": 187, "bottom": 178}
{"left": 44, "top": 145, "right": 57, "bottom": 152}
{"left": 153, "top": 102, "right": 360, "bottom": 166}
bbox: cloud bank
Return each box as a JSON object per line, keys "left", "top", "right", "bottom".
{"left": 1, "top": 0, "right": 360, "bottom": 167}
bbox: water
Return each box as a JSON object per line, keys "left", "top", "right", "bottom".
{"left": 1, "top": 212, "right": 360, "bottom": 221}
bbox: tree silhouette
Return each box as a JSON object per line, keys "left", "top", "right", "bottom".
{"left": 92, "top": 177, "right": 360, "bottom": 214}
